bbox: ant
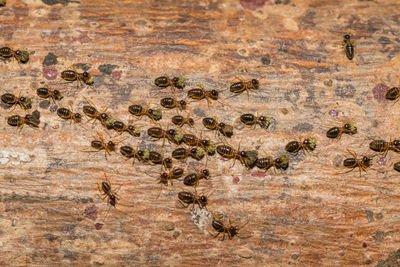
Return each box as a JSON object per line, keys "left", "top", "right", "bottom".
{"left": 229, "top": 78, "right": 259, "bottom": 99}
{"left": 120, "top": 145, "right": 139, "bottom": 163}
{"left": 217, "top": 143, "right": 254, "bottom": 168}
{"left": 82, "top": 97, "right": 110, "bottom": 127}
{"left": 85, "top": 132, "right": 120, "bottom": 159}
{"left": 240, "top": 113, "right": 270, "bottom": 129}
{"left": 0, "top": 47, "right": 29, "bottom": 63}
{"left": 128, "top": 103, "right": 162, "bottom": 121}
{"left": 182, "top": 133, "right": 216, "bottom": 155}
{"left": 154, "top": 76, "right": 185, "bottom": 90}
{"left": 148, "top": 151, "right": 173, "bottom": 169}
{"left": 98, "top": 175, "right": 120, "bottom": 208}
{"left": 160, "top": 97, "right": 187, "bottom": 111}
{"left": 187, "top": 84, "right": 220, "bottom": 106}
{"left": 326, "top": 120, "right": 357, "bottom": 139}
{"left": 158, "top": 168, "right": 185, "bottom": 186}
{"left": 1, "top": 93, "right": 32, "bottom": 110}
{"left": 368, "top": 137, "right": 400, "bottom": 157}
{"left": 111, "top": 120, "right": 140, "bottom": 137}
{"left": 172, "top": 147, "right": 205, "bottom": 161}
{"left": 7, "top": 110, "right": 40, "bottom": 130}
{"left": 178, "top": 188, "right": 209, "bottom": 209}
{"left": 341, "top": 149, "right": 374, "bottom": 177}
{"left": 183, "top": 169, "right": 210, "bottom": 187}
{"left": 203, "top": 117, "right": 233, "bottom": 138}
{"left": 61, "top": 65, "right": 94, "bottom": 88}
{"left": 385, "top": 87, "right": 400, "bottom": 102}
{"left": 171, "top": 112, "right": 195, "bottom": 128}
{"left": 343, "top": 34, "right": 354, "bottom": 60}
{"left": 256, "top": 154, "right": 289, "bottom": 171}
{"left": 209, "top": 211, "right": 248, "bottom": 241}
{"left": 57, "top": 106, "right": 82, "bottom": 124}
{"left": 37, "top": 87, "right": 63, "bottom": 102}
{"left": 285, "top": 136, "right": 317, "bottom": 154}
{"left": 147, "top": 125, "right": 181, "bottom": 146}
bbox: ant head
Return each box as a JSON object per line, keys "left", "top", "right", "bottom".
{"left": 275, "top": 157, "right": 282, "bottom": 164}
{"left": 167, "top": 129, "right": 176, "bottom": 136}
{"left": 200, "top": 195, "right": 207, "bottom": 205}
{"left": 251, "top": 79, "right": 259, "bottom": 86}
{"left": 218, "top": 122, "right": 225, "bottom": 128}
{"left": 259, "top": 116, "right": 267, "bottom": 121}
{"left": 210, "top": 90, "right": 219, "bottom": 98}
{"left": 137, "top": 150, "right": 144, "bottom": 157}
{"left": 394, "top": 140, "right": 400, "bottom": 146}
{"left": 107, "top": 141, "right": 116, "bottom": 148}
{"left": 344, "top": 123, "right": 351, "bottom": 130}
{"left": 172, "top": 77, "right": 179, "bottom": 83}
{"left": 202, "top": 169, "right": 210, "bottom": 176}
{"left": 15, "top": 50, "right": 21, "bottom": 56}
{"left": 303, "top": 139, "right": 310, "bottom": 145}
{"left": 128, "top": 125, "right": 135, "bottom": 131}
{"left": 83, "top": 71, "right": 90, "bottom": 78}
{"left": 190, "top": 148, "right": 197, "bottom": 154}
{"left": 240, "top": 151, "right": 248, "bottom": 158}
{"left": 164, "top": 158, "right": 172, "bottom": 164}
{"left": 53, "top": 89, "right": 60, "bottom": 95}
{"left": 101, "top": 113, "right": 108, "bottom": 120}
{"left": 179, "top": 100, "right": 186, "bottom": 106}
{"left": 201, "top": 139, "right": 209, "bottom": 146}
{"left": 344, "top": 34, "right": 350, "bottom": 40}
{"left": 362, "top": 156, "right": 370, "bottom": 164}
{"left": 160, "top": 173, "right": 168, "bottom": 179}
{"left": 110, "top": 195, "right": 116, "bottom": 201}
{"left": 147, "top": 108, "right": 153, "bottom": 114}
{"left": 19, "top": 96, "right": 26, "bottom": 102}
{"left": 74, "top": 113, "right": 82, "bottom": 120}
{"left": 25, "top": 114, "right": 33, "bottom": 120}
{"left": 229, "top": 226, "right": 237, "bottom": 236}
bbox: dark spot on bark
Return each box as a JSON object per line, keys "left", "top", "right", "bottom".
{"left": 291, "top": 254, "right": 299, "bottom": 260}
{"left": 372, "top": 83, "right": 389, "bottom": 102}
{"left": 261, "top": 54, "right": 271, "bottom": 65}
{"left": 334, "top": 155, "right": 342, "bottom": 167}
{"left": 292, "top": 122, "right": 313, "bottom": 132}
{"left": 42, "top": 0, "right": 80, "bottom": 6}
{"left": 376, "top": 249, "right": 400, "bottom": 267}
{"left": 19, "top": 71, "right": 27, "bottom": 76}
{"left": 43, "top": 52, "right": 58, "bottom": 66}
{"left": 74, "top": 63, "right": 91, "bottom": 71}
{"left": 375, "top": 231, "right": 385, "bottom": 243}
{"left": 281, "top": 108, "right": 288, "bottom": 114}
{"left": 173, "top": 231, "right": 181, "bottom": 239}
{"left": 193, "top": 108, "right": 205, "bottom": 117}
{"left": 378, "top": 37, "right": 392, "bottom": 48}
{"left": 63, "top": 249, "right": 78, "bottom": 260}
{"left": 84, "top": 205, "right": 98, "bottom": 221}
{"left": 375, "top": 212, "right": 383, "bottom": 220}
{"left": 275, "top": 0, "right": 290, "bottom": 4}
{"left": 98, "top": 64, "right": 118, "bottom": 75}
{"left": 335, "top": 84, "right": 356, "bottom": 98}
{"left": 365, "top": 209, "right": 374, "bottom": 222}
{"left": 45, "top": 233, "right": 57, "bottom": 242}
{"left": 39, "top": 100, "right": 50, "bottom": 109}
{"left": 372, "top": 120, "right": 378, "bottom": 127}
{"left": 50, "top": 105, "right": 58, "bottom": 113}
{"left": 239, "top": 0, "right": 268, "bottom": 10}
{"left": 95, "top": 223, "right": 103, "bottom": 230}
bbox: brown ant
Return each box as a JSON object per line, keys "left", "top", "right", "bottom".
{"left": 216, "top": 143, "right": 257, "bottom": 169}
{"left": 368, "top": 136, "right": 400, "bottom": 157}
{"left": 128, "top": 103, "right": 162, "bottom": 121}
{"left": 343, "top": 34, "right": 354, "bottom": 60}
{"left": 385, "top": 87, "right": 400, "bottom": 102}
{"left": 37, "top": 86, "right": 63, "bottom": 103}
{"left": 326, "top": 120, "right": 357, "bottom": 139}
{"left": 160, "top": 97, "right": 187, "bottom": 111}
{"left": 202, "top": 117, "right": 233, "bottom": 138}
{"left": 187, "top": 84, "right": 220, "bottom": 106}
{"left": 111, "top": 120, "right": 140, "bottom": 137}
{"left": 61, "top": 65, "right": 94, "bottom": 88}
{"left": 229, "top": 78, "right": 259, "bottom": 100}
{"left": 154, "top": 76, "right": 185, "bottom": 90}
{"left": 0, "top": 47, "right": 29, "bottom": 63}
{"left": 182, "top": 133, "right": 216, "bottom": 155}
{"left": 98, "top": 174, "right": 120, "bottom": 208}
{"left": 85, "top": 132, "right": 122, "bottom": 159}
{"left": 178, "top": 188, "right": 209, "bottom": 209}
{"left": 341, "top": 149, "right": 374, "bottom": 177}
{"left": 158, "top": 168, "right": 185, "bottom": 186}
{"left": 172, "top": 147, "right": 205, "bottom": 161}
{"left": 240, "top": 113, "right": 270, "bottom": 129}
{"left": 285, "top": 136, "right": 317, "bottom": 154}
{"left": 147, "top": 125, "right": 181, "bottom": 146}
{"left": 209, "top": 211, "right": 248, "bottom": 241}
{"left": 171, "top": 112, "right": 195, "bottom": 128}
{"left": 1, "top": 93, "right": 32, "bottom": 110}
{"left": 7, "top": 110, "right": 40, "bottom": 130}
{"left": 183, "top": 169, "right": 210, "bottom": 187}
{"left": 57, "top": 106, "right": 82, "bottom": 124}
{"left": 256, "top": 154, "right": 289, "bottom": 171}
{"left": 82, "top": 97, "right": 110, "bottom": 127}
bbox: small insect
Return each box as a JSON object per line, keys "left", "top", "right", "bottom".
{"left": 187, "top": 84, "right": 220, "bottom": 106}
{"left": 37, "top": 87, "right": 63, "bottom": 102}
{"left": 229, "top": 78, "right": 259, "bottom": 99}
{"left": 147, "top": 126, "right": 180, "bottom": 146}
{"left": 0, "top": 47, "right": 29, "bottom": 63}
{"left": 160, "top": 97, "right": 187, "bottom": 111}
{"left": 216, "top": 144, "right": 250, "bottom": 168}
{"left": 172, "top": 147, "right": 205, "bottom": 161}
{"left": 394, "top": 162, "right": 400, "bottom": 172}
{"left": 82, "top": 97, "right": 110, "bottom": 127}
{"left": 154, "top": 76, "right": 185, "bottom": 90}
{"left": 209, "top": 211, "right": 248, "bottom": 241}
{"left": 7, "top": 110, "right": 40, "bottom": 129}
{"left": 128, "top": 104, "right": 162, "bottom": 121}
{"left": 182, "top": 133, "right": 216, "bottom": 155}
{"left": 178, "top": 189, "right": 208, "bottom": 209}
{"left": 256, "top": 155, "right": 289, "bottom": 171}
{"left": 111, "top": 120, "right": 140, "bottom": 137}
{"left": 1, "top": 93, "right": 32, "bottom": 110}
{"left": 171, "top": 112, "right": 195, "bottom": 127}
{"left": 148, "top": 151, "right": 173, "bottom": 169}
{"left": 158, "top": 168, "right": 185, "bottom": 186}
{"left": 326, "top": 120, "right": 357, "bottom": 139}
{"left": 385, "top": 87, "right": 400, "bottom": 102}
{"left": 343, "top": 34, "right": 354, "bottom": 60}
{"left": 56, "top": 105, "right": 82, "bottom": 123}
{"left": 342, "top": 149, "right": 373, "bottom": 177}
{"left": 202, "top": 117, "right": 233, "bottom": 138}
{"left": 368, "top": 137, "right": 400, "bottom": 156}
{"left": 183, "top": 169, "right": 210, "bottom": 187}
{"left": 61, "top": 65, "right": 94, "bottom": 88}
{"left": 98, "top": 175, "right": 120, "bottom": 208}
{"left": 120, "top": 145, "right": 138, "bottom": 161}
{"left": 285, "top": 136, "right": 317, "bottom": 154}
{"left": 86, "top": 132, "right": 118, "bottom": 159}
{"left": 240, "top": 113, "right": 270, "bottom": 129}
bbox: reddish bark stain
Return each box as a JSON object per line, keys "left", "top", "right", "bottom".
{"left": 84, "top": 205, "right": 98, "bottom": 221}
{"left": 43, "top": 66, "right": 58, "bottom": 80}
{"left": 71, "top": 30, "right": 93, "bottom": 44}
{"left": 372, "top": 83, "right": 389, "bottom": 103}
{"left": 4, "top": 204, "right": 10, "bottom": 212}
{"left": 233, "top": 176, "right": 240, "bottom": 184}
{"left": 362, "top": 242, "right": 367, "bottom": 248}
{"left": 240, "top": 0, "right": 269, "bottom": 10}
{"left": 111, "top": 70, "right": 122, "bottom": 80}
{"left": 377, "top": 157, "right": 386, "bottom": 165}
{"left": 95, "top": 223, "right": 104, "bottom": 230}
{"left": 328, "top": 110, "right": 339, "bottom": 117}
{"left": 251, "top": 171, "right": 266, "bottom": 178}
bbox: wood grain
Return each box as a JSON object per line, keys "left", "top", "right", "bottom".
{"left": 1, "top": 0, "right": 400, "bottom": 265}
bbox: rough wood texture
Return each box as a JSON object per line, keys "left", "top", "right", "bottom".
{"left": 1, "top": 0, "right": 400, "bottom": 266}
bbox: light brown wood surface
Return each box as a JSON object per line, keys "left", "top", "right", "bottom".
{"left": 1, "top": 0, "right": 400, "bottom": 266}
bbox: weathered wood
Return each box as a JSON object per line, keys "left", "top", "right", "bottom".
{"left": 1, "top": 0, "right": 400, "bottom": 265}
